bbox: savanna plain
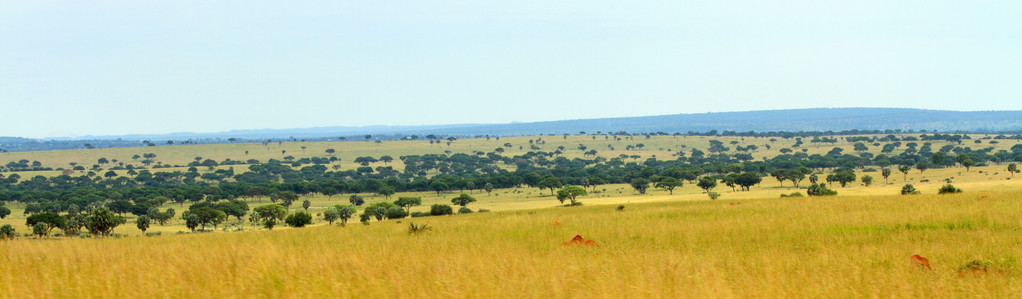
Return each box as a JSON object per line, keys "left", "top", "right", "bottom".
{"left": 2, "top": 134, "right": 1022, "bottom": 297}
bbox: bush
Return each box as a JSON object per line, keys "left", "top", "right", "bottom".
{"left": 477, "top": 209, "right": 491, "bottom": 213}
{"left": 780, "top": 192, "right": 803, "bottom": 197}
{"left": 707, "top": 192, "right": 720, "bottom": 200}
{"left": 568, "top": 202, "right": 583, "bottom": 206}
{"left": 458, "top": 207, "right": 473, "bottom": 214}
{"left": 429, "top": 204, "right": 454, "bottom": 216}
{"left": 284, "top": 211, "right": 313, "bottom": 228}
{"left": 806, "top": 183, "right": 837, "bottom": 196}
{"left": 410, "top": 211, "right": 429, "bottom": 218}
{"left": 385, "top": 207, "right": 408, "bottom": 219}
{"left": 0, "top": 224, "right": 16, "bottom": 239}
{"left": 901, "top": 184, "right": 920, "bottom": 195}
{"left": 938, "top": 184, "right": 963, "bottom": 194}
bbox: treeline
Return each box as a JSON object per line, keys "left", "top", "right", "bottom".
{"left": 3, "top": 139, "right": 1022, "bottom": 220}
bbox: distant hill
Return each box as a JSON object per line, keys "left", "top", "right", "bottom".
{"left": 3, "top": 108, "right": 1022, "bottom": 152}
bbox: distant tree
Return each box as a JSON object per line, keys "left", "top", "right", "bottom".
{"left": 1009, "top": 163, "right": 1019, "bottom": 177}
{"left": 898, "top": 165, "right": 912, "bottom": 180}
{"left": 285, "top": 211, "right": 313, "bottom": 227}
{"left": 136, "top": 215, "right": 151, "bottom": 234}
{"left": 915, "top": 162, "right": 929, "bottom": 174}
{"left": 325, "top": 148, "right": 336, "bottom": 155}
{"left": 0, "top": 207, "right": 10, "bottom": 219}
{"left": 555, "top": 186, "right": 587, "bottom": 205}
{"left": 655, "top": 177, "right": 682, "bottom": 195}
{"left": 734, "top": 172, "right": 762, "bottom": 191}
{"left": 451, "top": 193, "right": 476, "bottom": 207}
{"left": 394, "top": 197, "right": 422, "bottom": 214}
{"left": 958, "top": 155, "right": 975, "bottom": 172}
{"left": 881, "top": 168, "right": 892, "bottom": 184}
{"left": 832, "top": 171, "right": 856, "bottom": 187}
{"left": 630, "top": 178, "right": 651, "bottom": 194}
{"left": 0, "top": 224, "right": 16, "bottom": 239}
{"left": 430, "top": 181, "right": 449, "bottom": 196}
{"left": 104, "top": 170, "right": 117, "bottom": 178}
{"left": 861, "top": 175, "right": 874, "bottom": 187}
{"left": 335, "top": 205, "right": 356, "bottom": 225}
{"left": 26, "top": 212, "right": 64, "bottom": 236}
{"left": 277, "top": 191, "right": 299, "bottom": 209}
{"left": 302, "top": 199, "right": 311, "bottom": 212}
{"left": 85, "top": 206, "right": 126, "bottom": 236}
{"left": 349, "top": 195, "right": 365, "bottom": 206}
{"left": 483, "top": 183, "right": 494, "bottom": 195}
{"left": 697, "top": 177, "right": 717, "bottom": 193}
{"left": 380, "top": 155, "right": 393, "bottom": 164}
{"left": 32, "top": 223, "right": 50, "bottom": 238}
{"left": 253, "top": 204, "right": 287, "bottom": 230}
{"left": 537, "top": 176, "right": 563, "bottom": 195}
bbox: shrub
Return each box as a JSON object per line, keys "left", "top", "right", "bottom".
{"left": 901, "top": 184, "right": 920, "bottom": 195}
{"left": 780, "top": 192, "right": 803, "bottom": 198}
{"left": 938, "top": 184, "right": 963, "bottom": 194}
{"left": 707, "top": 192, "right": 720, "bottom": 200}
{"left": 458, "top": 207, "right": 473, "bottom": 214}
{"left": 616, "top": 205, "right": 625, "bottom": 211}
{"left": 569, "top": 202, "right": 583, "bottom": 206}
{"left": 806, "top": 183, "right": 837, "bottom": 196}
{"left": 410, "top": 211, "right": 429, "bottom": 218}
{"left": 477, "top": 209, "right": 491, "bottom": 213}
{"left": 429, "top": 204, "right": 454, "bottom": 216}
{"left": 0, "top": 224, "right": 16, "bottom": 239}
{"left": 385, "top": 207, "right": 409, "bottom": 219}
{"left": 284, "top": 211, "right": 313, "bottom": 228}
{"left": 407, "top": 222, "right": 432, "bottom": 235}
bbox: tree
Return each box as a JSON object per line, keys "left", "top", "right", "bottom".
{"left": 861, "top": 175, "right": 873, "bottom": 187}
{"left": 537, "top": 176, "right": 563, "bottom": 195}
{"left": 253, "top": 204, "right": 288, "bottom": 230}
{"left": 349, "top": 195, "right": 365, "bottom": 206}
{"left": 277, "top": 191, "right": 299, "bottom": 210}
{"left": 915, "top": 162, "right": 929, "bottom": 174}
{"left": 697, "top": 177, "right": 717, "bottom": 193}
{"left": 960, "top": 156, "right": 975, "bottom": 172}
{"left": 285, "top": 211, "right": 313, "bottom": 227}
{"left": 0, "top": 206, "right": 10, "bottom": 219}
{"left": 363, "top": 202, "right": 397, "bottom": 221}
{"left": 630, "top": 178, "right": 650, "bottom": 194}
{"left": 483, "top": 183, "right": 494, "bottom": 195}
{"left": 734, "top": 172, "right": 762, "bottom": 191}
{"left": 430, "top": 181, "right": 449, "bottom": 196}
{"left": 1009, "top": 163, "right": 1019, "bottom": 177}
{"left": 323, "top": 208, "right": 340, "bottom": 224}
{"left": 136, "top": 215, "right": 151, "bottom": 234}
{"left": 555, "top": 186, "right": 587, "bottom": 205}
{"left": 335, "top": 205, "right": 356, "bottom": 225}
{"left": 394, "top": 197, "right": 422, "bottom": 214}
{"left": 26, "top": 212, "right": 65, "bottom": 236}
{"left": 655, "top": 177, "right": 682, "bottom": 195}
{"left": 898, "top": 165, "right": 912, "bottom": 180}
{"left": 184, "top": 207, "right": 227, "bottom": 231}
{"left": 881, "top": 168, "right": 892, "bottom": 184}
{"left": 451, "top": 193, "right": 477, "bottom": 207}
{"left": 831, "top": 171, "right": 856, "bottom": 187}
{"left": 32, "top": 223, "right": 50, "bottom": 238}
{"left": 302, "top": 199, "right": 311, "bottom": 212}
{"left": 0, "top": 224, "right": 15, "bottom": 240}
{"left": 85, "top": 206, "right": 126, "bottom": 236}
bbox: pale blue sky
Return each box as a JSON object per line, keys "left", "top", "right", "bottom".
{"left": 2, "top": 1, "right": 1020, "bottom": 138}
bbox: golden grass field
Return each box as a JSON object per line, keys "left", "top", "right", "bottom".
{"left": 2, "top": 134, "right": 1022, "bottom": 297}
{"left": 2, "top": 189, "right": 1022, "bottom": 297}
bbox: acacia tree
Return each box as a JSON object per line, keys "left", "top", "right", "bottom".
{"left": 898, "top": 165, "right": 912, "bottom": 181}
{"left": 1009, "top": 163, "right": 1019, "bottom": 177}
{"left": 655, "top": 177, "right": 682, "bottom": 195}
{"left": 881, "top": 168, "right": 892, "bottom": 184}
{"left": 394, "top": 197, "right": 422, "bottom": 214}
{"left": 451, "top": 193, "right": 476, "bottom": 207}
{"left": 537, "top": 176, "right": 563, "bottom": 195}
{"left": 556, "top": 186, "right": 587, "bottom": 205}
{"left": 697, "top": 177, "right": 717, "bottom": 193}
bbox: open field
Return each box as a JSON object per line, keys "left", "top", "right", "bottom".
{"left": 3, "top": 189, "right": 1022, "bottom": 297}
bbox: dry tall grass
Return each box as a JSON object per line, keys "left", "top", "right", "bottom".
{"left": 3, "top": 190, "right": 1022, "bottom": 297}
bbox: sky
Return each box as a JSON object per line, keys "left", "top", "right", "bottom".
{"left": 2, "top": 1, "right": 1021, "bottom": 138}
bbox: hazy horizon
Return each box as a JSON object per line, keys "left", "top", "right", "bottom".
{"left": 3, "top": 1, "right": 1020, "bottom": 138}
